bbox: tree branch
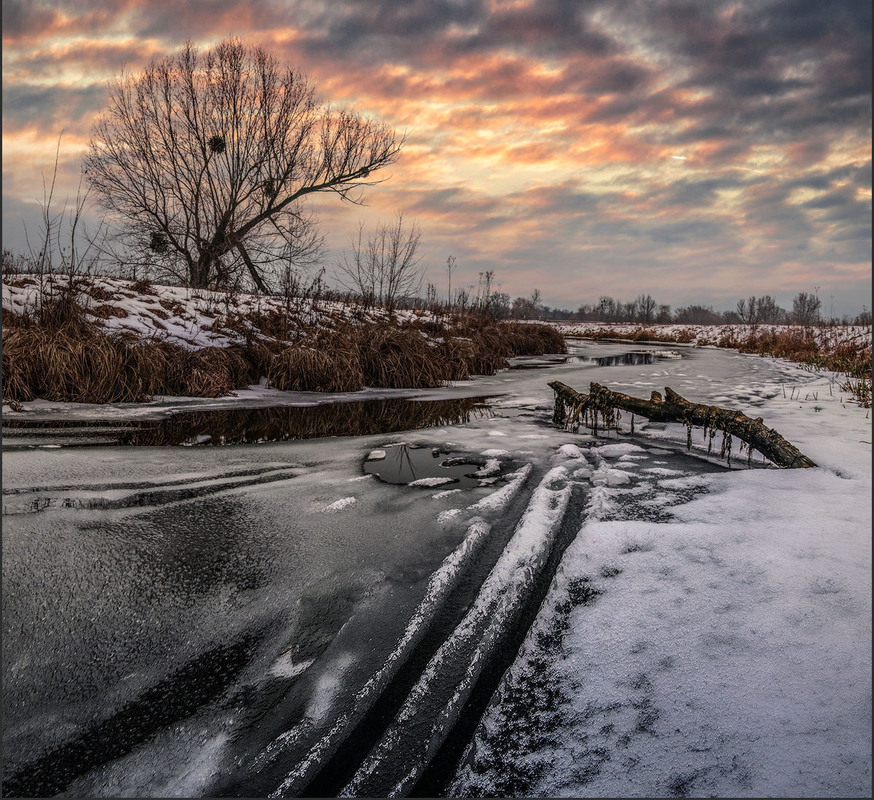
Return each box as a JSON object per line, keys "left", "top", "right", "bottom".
{"left": 548, "top": 380, "right": 817, "bottom": 469}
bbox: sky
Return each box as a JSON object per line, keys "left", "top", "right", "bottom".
{"left": 2, "top": 0, "right": 871, "bottom": 317}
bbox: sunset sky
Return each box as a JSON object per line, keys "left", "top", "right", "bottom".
{"left": 2, "top": 0, "right": 871, "bottom": 316}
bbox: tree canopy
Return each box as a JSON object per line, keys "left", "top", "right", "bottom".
{"left": 84, "top": 38, "right": 403, "bottom": 291}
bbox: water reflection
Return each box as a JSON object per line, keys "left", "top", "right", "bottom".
{"left": 1, "top": 397, "right": 494, "bottom": 448}
{"left": 363, "top": 444, "right": 484, "bottom": 488}
{"left": 509, "top": 350, "right": 682, "bottom": 369}
{"left": 574, "top": 351, "right": 657, "bottom": 366}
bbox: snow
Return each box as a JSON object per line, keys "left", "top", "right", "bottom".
{"left": 1, "top": 334, "right": 870, "bottom": 797}
{"left": 472, "top": 458, "right": 501, "bottom": 477}
{"left": 550, "top": 319, "right": 872, "bottom": 351}
{"left": 318, "top": 497, "right": 357, "bottom": 512}
{"left": 269, "top": 515, "right": 497, "bottom": 797}
{"left": 446, "top": 350, "right": 871, "bottom": 798}
{"left": 1, "top": 274, "right": 445, "bottom": 351}
{"left": 466, "top": 464, "right": 533, "bottom": 514}
{"left": 556, "top": 443, "right": 587, "bottom": 460}
{"left": 342, "top": 467, "right": 574, "bottom": 798}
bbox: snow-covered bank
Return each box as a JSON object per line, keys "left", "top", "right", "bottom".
{"left": 1, "top": 273, "right": 565, "bottom": 406}
{"left": 550, "top": 319, "right": 872, "bottom": 351}
{"left": 1, "top": 274, "right": 399, "bottom": 350}
{"left": 450, "top": 364, "right": 872, "bottom": 798}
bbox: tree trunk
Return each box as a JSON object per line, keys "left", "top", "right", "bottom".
{"left": 236, "top": 242, "right": 269, "bottom": 294}
{"left": 548, "top": 380, "right": 817, "bottom": 469}
{"left": 190, "top": 255, "right": 212, "bottom": 289}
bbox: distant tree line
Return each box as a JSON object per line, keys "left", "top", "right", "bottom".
{"left": 502, "top": 290, "right": 871, "bottom": 326}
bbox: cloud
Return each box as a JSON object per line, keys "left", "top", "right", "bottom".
{"left": 2, "top": 84, "right": 108, "bottom": 133}
{"left": 1, "top": 0, "right": 870, "bottom": 315}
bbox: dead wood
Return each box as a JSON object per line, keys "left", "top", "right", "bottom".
{"left": 548, "top": 379, "right": 816, "bottom": 469}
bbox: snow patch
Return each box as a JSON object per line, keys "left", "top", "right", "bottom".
{"left": 556, "top": 443, "right": 587, "bottom": 460}
{"left": 593, "top": 442, "right": 647, "bottom": 458}
{"left": 467, "top": 464, "right": 533, "bottom": 514}
{"left": 409, "top": 477, "right": 456, "bottom": 487}
{"left": 320, "top": 497, "right": 357, "bottom": 513}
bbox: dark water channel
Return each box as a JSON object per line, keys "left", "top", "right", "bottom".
{"left": 1, "top": 396, "right": 494, "bottom": 448}
{"left": 510, "top": 350, "right": 681, "bottom": 369}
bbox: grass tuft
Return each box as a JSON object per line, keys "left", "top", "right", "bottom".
{"left": 267, "top": 341, "right": 365, "bottom": 393}
{"left": 352, "top": 324, "right": 449, "bottom": 389}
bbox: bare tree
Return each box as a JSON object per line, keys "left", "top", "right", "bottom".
{"left": 736, "top": 296, "right": 759, "bottom": 325}
{"left": 334, "top": 212, "right": 424, "bottom": 312}
{"left": 756, "top": 295, "right": 784, "bottom": 324}
{"left": 792, "top": 292, "right": 821, "bottom": 325}
{"left": 446, "top": 255, "right": 457, "bottom": 309}
{"left": 674, "top": 304, "right": 724, "bottom": 324}
{"left": 596, "top": 295, "right": 618, "bottom": 321}
{"left": 84, "top": 38, "right": 403, "bottom": 292}
{"left": 636, "top": 293, "right": 657, "bottom": 323}
{"left": 511, "top": 288, "right": 541, "bottom": 319}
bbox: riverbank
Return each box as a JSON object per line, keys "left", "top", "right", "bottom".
{"left": 3, "top": 341, "right": 869, "bottom": 797}
{"left": 1, "top": 275, "right": 564, "bottom": 406}
{"left": 551, "top": 319, "right": 872, "bottom": 406}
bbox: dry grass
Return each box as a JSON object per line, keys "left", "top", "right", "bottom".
{"left": 243, "top": 306, "right": 301, "bottom": 341}
{"left": 446, "top": 320, "right": 566, "bottom": 376}
{"left": 2, "top": 324, "right": 177, "bottom": 403}
{"left": 171, "top": 347, "right": 248, "bottom": 398}
{"left": 351, "top": 324, "right": 450, "bottom": 389}
{"left": 267, "top": 340, "right": 365, "bottom": 393}
{"left": 130, "top": 278, "right": 157, "bottom": 296}
{"left": 497, "top": 322, "right": 566, "bottom": 356}
{"left": 2, "top": 297, "right": 569, "bottom": 404}
{"left": 89, "top": 304, "right": 129, "bottom": 319}
{"left": 1, "top": 327, "right": 38, "bottom": 400}
{"left": 85, "top": 284, "right": 117, "bottom": 302}
{"left": 436, "top": 337, "right": 480, "bottom": 380}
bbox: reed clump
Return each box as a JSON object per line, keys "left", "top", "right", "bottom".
{"left": 1, "top": 321, "right": 184, "bottom": 403}
{"left": 447, "top": 320, "right": 566, "bottom": 374}
{"left": 351, "top": 323, "right": 450, "bottom": 389}
{"left": 267, "top": 340, "right": 365, "bottom": 393}
{"left": 435, "top": 336, "right": 481, "bottom": 380}
{"left": 170, "top": 347, "right": 251, "bottom": 398}
{"left": 500, "top": 321, "right": 566, "bottom": 355}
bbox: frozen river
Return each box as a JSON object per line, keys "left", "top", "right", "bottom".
{"left": 2, "top": 340, "right": 871, "bottom": 797}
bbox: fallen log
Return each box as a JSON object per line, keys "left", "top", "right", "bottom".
{"left": 548, "top": 380, "right": 817, "bottom": 469}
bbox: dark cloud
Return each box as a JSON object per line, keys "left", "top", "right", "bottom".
{"left": 1, "top": 0, "right": 60, "bottom": 39}
{"left": 645, "top": 219, "right": 725, "bottom": 245}
{"left": 661, "top": 177, "right": 754, "bottom": 208}
{"left": 2, "top": 85, "right": 108, "bottom": 133}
